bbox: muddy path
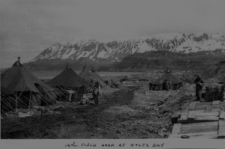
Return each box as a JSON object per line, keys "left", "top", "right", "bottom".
{"left": 2, "top": 86, "right": 150, "bottom": 139}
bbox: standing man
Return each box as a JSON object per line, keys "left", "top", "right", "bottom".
{"left": 194, "top": 75, "right": 204, "bottom": 101}
{"left": 165, "top": 80, "right": 171, "bottom": 91}
{"left": 92, "top": 86, "right": 100, "bottom": 105}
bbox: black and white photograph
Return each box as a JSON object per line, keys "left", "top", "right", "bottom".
{"left": 1, "top": 0, "right": 225, "bottom": 147}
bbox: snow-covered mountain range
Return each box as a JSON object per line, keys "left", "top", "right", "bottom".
{"left": 28, "top": 33, "right": 225, "bottom": 70}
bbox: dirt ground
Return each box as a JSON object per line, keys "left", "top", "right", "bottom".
{"left": 1, "top": 82, "right": 194, "bottom": 139}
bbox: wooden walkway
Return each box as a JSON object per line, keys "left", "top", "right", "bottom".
{"left": 169, "top": 101, "right": 225, "bottom": 138}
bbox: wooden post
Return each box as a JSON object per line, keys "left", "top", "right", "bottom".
{"left": 69, "top": 89, "right": 72, "bottom": 102}
{"left": 218, "top": 120, "right": 225, "bottom": 138}
{"left": 29, "top": 92, "right": 31, "bottom": 110}
{"left": 29, "top": 92, "right": 32, "bottom": 115}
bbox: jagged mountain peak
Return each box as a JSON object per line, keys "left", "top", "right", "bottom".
{"left": 28, "top": 32, "right": 225, "bottom": 70}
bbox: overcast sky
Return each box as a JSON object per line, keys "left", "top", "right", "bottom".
{"left": 1, "top": 0, "right": 225, "bottom": 68}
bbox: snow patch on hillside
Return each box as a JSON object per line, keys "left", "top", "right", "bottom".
{"left": 137, "top": 42, "right": 151, "bottom": 53}
{"left": 97, "top": 50, "right": 107, "bottom": 58}
{"left": 62, "top": 48, "right": 76, "bottom": 59}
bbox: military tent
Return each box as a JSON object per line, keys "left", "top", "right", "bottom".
{"left": 1, "top": 57, "right": 56, "bottom": 113}
{"left": 47, "top": 64, "right": 90, "bottom": 101}
{"left": 149, "top": 69, "right": 183, "bottom": 90}
{"left": 79, "top": 66, "right": 104, "bottom": 87}
{"left": 47, "top": 64, "right": 89, "bottom": 89}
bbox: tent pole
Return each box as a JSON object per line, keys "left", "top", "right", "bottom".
{"left": 7, "top": 94, "right": 27, "bottom": 109}
{"left": 29, "top": 92, "right": 31, "bottom": 111}
{"left": 15, "top": 92, "right": 17, "bottom": 112}
{"left": 1, "top": 95, "right": 15, "bottom": 111}
{"left": 78, "top": 87, "right": 80, "bottom": 101}
{"left": 60, "top": 90, "right": 77, "bottom": 106}
{"left": 54, "top": 91, "right": 71, "bottom": 107}
{"left": 37, "top": 94, "right": 50, "bottom": 107}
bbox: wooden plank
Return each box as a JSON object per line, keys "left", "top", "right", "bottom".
{"left": 188, "top": 107, "right": 206, "bottom": 112}
{"left": 194, "top": 110, "right": 206, "bottom": 115}
{"left": 222, "top": 105, "right": 225, "bottom": 111}
{"left": 180, "top": 122, "right": 218, "bottom": 134}
{"left": 181, "top": 121, "right": 218, "bottom": 127}
{"left": 196, "top": 102, "right": 212, "bottom": 106}
{"left": 218, "top": 120, "right": 225, "bottom": 138}
{"left": 195, "top": 115, "right": 218, "bottom": 121}
{"left": 195, "top": 105, "right": 208, "bottom": 109}
{"left": 205, "top": 106, "right": 213, "bottom": 112}
{"left": 171, "top": 123, "right": 181, "bottom": 134}
{"left": 180, "top": 108, "right": 189, "bottom": 121}
{"left": 212, "top": 100, "right": 220, "bottom": 105}
{"left": 169, "top": 131, "right": 218, "bottom": 139}
{"left": 188, "top": 102, "right": 197, "bottom": 110}
{"left": 187, "top": 111, "right": 195, "bottom": 120}
{"left": 212, "top": 105, "right": 220, "bottom": 108}
{"left": 169, "top": 123, "right": 182, "bottom": 138}
{"left": 179, "top": 119, "right": 219, "bottom": 123}
{"left": 195, "top": 102, "right": 212, "bottom": 111}
{"left": 195, "top": 102, "right": 212, "bottom": 110}
{"left": 212, "top": 107, "right": 221, "bottom": 112}
{"left": 195, "top": 112, "right": 219, "bottom": 116}
{"left": 219, "top": 111, "right": 225, "bottom": 119}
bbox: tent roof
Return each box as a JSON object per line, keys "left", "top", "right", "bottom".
{"left": 153, "top": 71, "right": 182, "bottom": 84}
{"left": 1, "top": 58, "right": 53, "bottom": 94}
{"left": 91, "top": 71, "right": 104, "bottom": 81}
{"left": 79, "top": 68, "right": 104, "bottom": 84}
{"left": 47, "top": 65, "right": 87, "bottom": 88}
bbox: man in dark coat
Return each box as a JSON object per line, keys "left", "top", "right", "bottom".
{"left": 163, "top": 79, "right": 171, "bottom": 91}
{"left": 194, "top": 75, "right": 204, "bottom": 101}
{"left": 92, "top": 86, "right": 99, "bottom": 105}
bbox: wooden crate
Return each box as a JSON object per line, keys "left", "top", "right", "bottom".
{"left": 171, "top": 101, "right": 225, "bottom": 123}
{"left": 169, "top": 120, "right": 225, "bottom": 139}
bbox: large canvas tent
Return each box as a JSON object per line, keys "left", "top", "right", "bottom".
{"left": 47, "top": 64, "right": 89, "bottom": 89}
{"left": 47, "top": 64, "right": 90, "bottom": 101}
{"left": 1, "top": 57, "right": 56, "bottom": 113}
{"left": 79, "top": 66, "right": 104, "bottom": 87}
{"left": 149, "top": 69, "right": 183, "bottom": 90}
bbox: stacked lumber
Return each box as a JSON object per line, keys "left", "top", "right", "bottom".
{"left": 169, "top": 101, "right": 225, "bottom": 138}
{"left": 171, "top": 101, "right": 225, "bottom": 123}
{"left": 169, "top": 121, "right": 225, "bottom": 139}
